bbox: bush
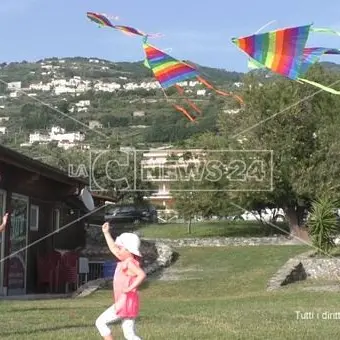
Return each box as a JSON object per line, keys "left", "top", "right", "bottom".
{"left": 307, "top": 196, "right": 338, "bottom": 255}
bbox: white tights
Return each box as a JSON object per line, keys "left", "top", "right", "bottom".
{"left": 95, "top": 304, "right": 142, "bottom": 339}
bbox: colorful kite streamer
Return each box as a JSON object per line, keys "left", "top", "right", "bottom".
{"left": 87, "top": 12, "right": 162, "bottom": 38}
{"left": 144, "top": 42, "right": 244, "bottom": 121}
{"left": 87, "top": 12, "right": 115, "bottom": 28}
{"left": 310, "top": 27, "right": 340, "bottom": 36}
{"left": 232, "top": 24, "right": 340, "bottom": 94}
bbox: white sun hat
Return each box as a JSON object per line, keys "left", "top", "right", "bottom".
{"left": 115, "top": 233, "right": 142, "bottom": 257}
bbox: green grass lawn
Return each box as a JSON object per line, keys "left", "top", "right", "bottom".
{"left": 135, "top": 221, "right": 290, "bottom": 239}
{"left": 2, "top": 245, "right": 340, "bottom": 339}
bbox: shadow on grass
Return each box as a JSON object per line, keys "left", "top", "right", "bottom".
{"left": 6, "top": 306, "right": 84, "bottom": 313}
{"left": 0, "top": 324, "right": 94, "bottom": 337}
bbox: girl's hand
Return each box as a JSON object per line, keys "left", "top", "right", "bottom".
{"left": 102, "top": 222, "right": 110, "bottom": 234}
{"left": 0, "top": 213, "right": 8, "bottom": 232}
{"left": 123, "top": 287, "right": 132, "bottom": 293}
{"left": 2, "top": 213, "right": 8, "bottom": 225}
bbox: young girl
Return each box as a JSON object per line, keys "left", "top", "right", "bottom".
{"left": 95, "top": 222, "right": 146, "bottom": 340}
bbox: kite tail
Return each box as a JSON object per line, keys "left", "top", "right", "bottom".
{"left": 197, "top": 76, "right": 244, "bottom": 105}
{"left": 298, "top": 77, "right": 340, "bottom": 95}
{"left": 175, "top": 84, "right": 185, "bottom": 95}
{"left": 162, "top": 86, "right": 196, "bottom": 121}
{"left": 175, "top": 85, "right": 202, "bottom": 114}
{"left": 184, "top": 99, "right": 202, "bottom": 114}
{"left": 172, "top": 104, "right": 196, "bottom": 122}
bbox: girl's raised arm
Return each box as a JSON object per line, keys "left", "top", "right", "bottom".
{"left": 102, "top": 222, "right": 124, "bottom": 260}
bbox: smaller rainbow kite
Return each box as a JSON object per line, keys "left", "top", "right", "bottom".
{"left": 87, "top": 12, "right": 162, "bottom": 39}
{"left": 143, "top": 42, "right": 244, "bottom": 122}
{"left": 232, "top": 24, "right": 340, "bottom": 94}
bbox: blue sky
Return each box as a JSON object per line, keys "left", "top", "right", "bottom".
{"left": 1, "top": 0, "right": 340, "bottom": 72}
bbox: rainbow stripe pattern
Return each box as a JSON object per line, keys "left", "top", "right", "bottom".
{"left": 114, "top": 25, "right": 145, "bottom": 37}
{"left": 232, "top": 25, "right": 311, "bottom": 80}
{"left": 300, "top": 47, "right": 340, "bottom": 74}
{"left": 143, "top": 43, "right": 198, "bottom": 89}
{"left": 87, "top": 12, "right": 114, "bottom": 28}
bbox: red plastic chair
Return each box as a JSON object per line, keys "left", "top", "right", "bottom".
{"left": 36, "top": 251, "right": 61, "bottom": 293}
{"left": 37, "top": 256, "right": 54, "bottom": 292}
{"left": 59, "top": 251, "right": 79, "bottom": 292}
{"left": 48, "top": 251, "right": 62, "bottom": 292}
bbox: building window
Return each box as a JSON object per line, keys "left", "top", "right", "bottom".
{"left": 53, "top": 209, "right": 60, "bottom": 232}
{"left": 30, "top": 205, "right": 39, "bottom": 231}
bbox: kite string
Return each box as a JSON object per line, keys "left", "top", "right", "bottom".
{"left": 255, "top": 20, "right": 277, "bottom": 34}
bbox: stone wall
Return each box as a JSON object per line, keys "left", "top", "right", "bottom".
{"left": 301, "top": 257, "right": 340, "bottom": 280}
{"left": 80, "top": 240, "right": 174, "bottom": 275}
{"left": 144, "top": 236, "right": 303, "bottom": 248}
{"left": 73, "top": 227, "right": 175, "bottom": 298}
{"left": 267, "top": 251, "right": 340, "bottom": 290}
{"left": 83, "top": 225, "right": 174, "bottom": 271}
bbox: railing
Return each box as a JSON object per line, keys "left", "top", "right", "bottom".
{"left": 156, "top": 209, "right": 180, "bottom": 223}
{"left": 87, "top": 261, "right": 104, "bottom": 282}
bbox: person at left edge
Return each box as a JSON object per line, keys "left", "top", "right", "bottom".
{"left": 0, "top": 213, "right": 9, "bottom": 233}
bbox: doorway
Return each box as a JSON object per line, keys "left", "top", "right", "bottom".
{"left": 7, "top": 194, "right": 28, "bottom": 295}
{"left": 0, "top": 189, "right": 7, "bottom": 295}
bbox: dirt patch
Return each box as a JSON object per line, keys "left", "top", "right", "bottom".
{"left": 149, "top": 266, "right": 204, "bottom": 281}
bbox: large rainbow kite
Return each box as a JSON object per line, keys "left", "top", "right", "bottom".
{"left": 143, "top": 42, "right": 244, "bottom": 122}
{"left": 232, "top": 24, "right": 340, "bottom": 94}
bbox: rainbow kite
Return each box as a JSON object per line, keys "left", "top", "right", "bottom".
{"left": 232, "top": 24, "right": 340, "bottom": 94}
{"left": 248, "top": 46, "right": 340, "bottom": 74}
{"left": 87, "top": 12, "right": 162, "bottom": 38}
{"left": 143, "top": 42, "right": 244, "bottom": 121}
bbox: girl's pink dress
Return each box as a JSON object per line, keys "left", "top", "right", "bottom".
{"left": 113, "top": 257, "right": 140, "bottom": 318}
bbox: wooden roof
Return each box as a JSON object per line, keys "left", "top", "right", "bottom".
{"left": 0, "top": 145, "right": 88, "bottom": 186}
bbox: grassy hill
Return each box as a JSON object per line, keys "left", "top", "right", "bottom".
{"left": 0, "top": 58, "right": 338, "bottom": 149}
{"left": 0, "top": 57, "right": 245, "bottom": 148}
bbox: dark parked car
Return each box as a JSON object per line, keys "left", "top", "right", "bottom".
{"left": 104, "top": 204, "right": 158, "bottom": 225}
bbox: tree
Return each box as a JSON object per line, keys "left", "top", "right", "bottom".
{"left": 19, "top": 145, "right": 154, "bottom": 204}
{"left": 169, "top": 136, "right": 234, "bottom": 225}
{"left": 174, "top": 189, "right": 201, "bottom": 233}
{"left": 216, "top": 64, "right": 340, "bottom": 239}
